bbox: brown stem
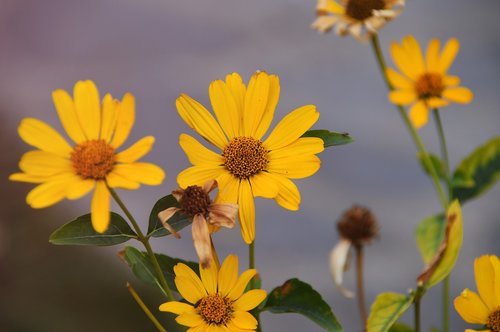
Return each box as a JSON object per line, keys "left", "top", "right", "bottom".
{"left": 355, "top": 245, "right": 367, "bottom": 330}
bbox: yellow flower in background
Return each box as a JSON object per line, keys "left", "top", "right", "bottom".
{"left": 10, "top": 80, "right": 165, "bottom": 232}
{"left": 454, "top": 255, "right": 500, "bottom": 332}
{"left": 176, "top": 71, "right": 323, "bottom": 244}
{"left": 311, "top": 0, "right": 404, "bottom": 39}
{"left": 160, "top": 255, "right": 267, "bottom": 331}
{"left": 387, "top": 36, "right": 474, "bottom": 128}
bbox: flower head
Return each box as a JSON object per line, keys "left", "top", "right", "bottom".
{"left": 176, "top": 71, "right": 323, "bottom": 244}
{"left": 158, "top": 180, "right": 238, "bottom": 268}
{"left": 454, "top": 255, "right": 500, "bottom": 332}
{"left": 10, "top": 80, "right": 165, "bottom": 232}
{"left": 160, "top": 255, "right": 267, "bottom": 331}
{"left": 311, "top": 0, "right": 404, "bottom": 40}
{"left": 387, "top": 36, "right": 474, "bottom": 128}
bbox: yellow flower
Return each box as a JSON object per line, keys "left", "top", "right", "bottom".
{"left": 454, "top": 255, "right": 500, "bottom": 332}
{"left": 160, "top": 255, "right": 267, "bottom": 331}
{"left": 10, "top": 80, "right": 165, "bottom": 232}
{"left": 387, "top": 35, "right": 474, "bottom": 128}
{"left": 311, "top": 0, "right": 404, "bottom": 39}
{"left": 176, "top": 71, "right": 323, "bottom": 244}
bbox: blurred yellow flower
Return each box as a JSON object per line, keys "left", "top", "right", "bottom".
{"left": 176, "top": 71, "right": 323, "bottom": 244}
{"left": 311, "top": 0, "right": 404, "bottom": 39}
{"left": 10, "top": 80, "right": 165, "bottom": 233}
{"left": 159, "top": 255, "right": 267, "bottom": 332}
{"left": 454, "top": 255, "right": 500, "bottom": 332}
{"left": 387, "top": 36, "right": 474, "bottom": 128}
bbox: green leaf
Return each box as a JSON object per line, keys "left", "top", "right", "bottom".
{"left": 417, "top": 153, "right": 446, "bottom": 180}
{"left": 147, "top": 195, "right": 191, "bottom": 238}
{"left": 122, "top": 246, "right": 198, "bottom": 292}
{"left": 415, "top": 214, "right": 446, "bottom": 264}
{"left": 262, "top": 278, "right": 342, "bottom": 332}
{"left": 367, "top": 292, "right": 414, "bottom": 332}
{"left": 302, "top": 129, "right": 354, "bottom": 147}
{"left": 388, "top": 323, "right": 413, "bottom": 332}
{"left": 417, "top": 200, "right": 463, "bottom": 289}
{"left": 49, "top": 212, "right": 137, "bottom": 246}
{"left": 452, "top": 136, "right": 500, "bottom": 203}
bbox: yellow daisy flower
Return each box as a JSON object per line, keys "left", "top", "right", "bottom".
{"left": 176, "top": 71, "right": 323, "bottom": 244}
{"left": 311, "top": 0, "right": 404, "bottom": 39}
{"left": 159, "top": 255, "right": 267, "bottom": 331}
{"left": 10, "top": 80, "right": 165, "bottom": 232}
{"left": 454, "top": 255, "right": 500, "bottom": 332}
{"left": 387, "top": 35, "right": 474, "bottom": 128}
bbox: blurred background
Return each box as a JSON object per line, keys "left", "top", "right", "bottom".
{"left": 1, "top": 0, "right": 499, "bottom": 331}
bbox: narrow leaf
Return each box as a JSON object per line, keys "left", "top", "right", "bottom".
{"left": 262, "top": 278, "right": 342, "bottom": 332}
{"left": 417, "top": 152, "right": 446, "bottom": 180}
{"left": 49, "top": 212, "right": 137, "bottom": 246}
{"left": 302, "top": 129, "right": 354, "bottom": 147}
{"left": 415, "top": 214, "right": 446, "bottom": 264}
{"left": 147, "top": 195, "right": 191, "bottom": 238}
{"left": 367, "top": 292, "right": 414, "bottom": 332}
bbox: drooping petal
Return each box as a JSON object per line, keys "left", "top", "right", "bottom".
{"left": 209, "top": 79, "right": 240, "bottom": 139}
{"left": 254, "top": 74, "right": 280, "bottom": 140}
{"left": 159, "top": 301, "right": 196, "bottom": 314}
{"left": 453, "top": 289, "right": 489, "bottom": 324}
{"left": 389, "top": 90, "right": 417, "bottom": 105}
{"left": 110, "top": 93, "right": 135, "bottom": 149}
{"left": 442, "top": 87, "right": 474, "bottom": 104}
{"left": 179, "top": 134, "right": 224, "bottom": 166}
{"left": 231, "top": 310, "right": 258, "bottom": 329}
{"left": 91, "top": 181, "right": 110, "bottom": 233}
{"left": 158, "top": 207, "right": 181, "bottom": 238}
{"left": 238, "top": 179, "right": 256, "bottom": 244}
{"left": 18, "top": 118, "right": 72, "bottom": 157}
{"left": 116, "top": 136, "right": 155, "bottom": 163}
{"left": 67, "top": 179, "right": 95, "bottom": 200}
{"left": 267, "top": 173, "right": 301, "bottom": 211}
{"left": 329, "top": 239, "right": 354, "bottom": 298}
{"left": 208, "top": 203, "right": 237, "bottom": 228}
{"left": 203, "top": 179, "right": 218, "bottom": 194}
{"left": 474, "top": 255, "right": 498, "bottom": 310}
{"left": 408, "top": 101, "right": 430, "bottom": 128}
{"left": 425, "top": 39, "right": 441, "bottom": 72}
{"left": 227, "top": 269, "right": 258, "bottom": 300}
{"left": 249, "top": 172, "right": 279, "bottom": 198}
{"left": 233, "top": 289, "right": 267, "bottom": 311}
{"left": 242, "top": 72, "right": 270, "bottom": 137}
{"left": 73, "top": 80, "right": 101, "bottom": 140}
{"left": 264, "top": 105, "right": 319, "bottom": 150}
{"left": 52, "top": 89, "right": 86, "bottom": 143}
{"left": 386, "top": 68, "right": 413, "bottom": 89}
{"left": 106, "top": 172, "right": 140, "bottom": 190}
{"left": 112, "top": 163, "right": 165, "bottom": 186}
{"left": 268, "top": 137, "right": 324, "bottom": 159}
{"left": 177, "top": 166, "right": 226, "bottom": 189}
{"left": 192, "top": 215, "right": 213, "bottom": 269}
{"left": 100, "top": 93, "right": 119, "bottom": 143}
{"left": 311, "top": 16, "right": 339, "bottom": 33}
{"left": 218, "top": 255, "right": 238, "bottom": 297}
{"left": 18, "top": 150, "right": 72, "bottom": 176}
{"left": 268, "top": 155, "right": 321, "bottom": 179}
{"left": 438, "top": 38, "right": 460, "bottom": 74}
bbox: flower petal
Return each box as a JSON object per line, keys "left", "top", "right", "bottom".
{"left": 215, "top": 172, "right": 240, "bottom": 204}
{"left": 26, "top": 174, "right": 75, "bottom": 208}
{"left": 268, "top": 137, "right": 324, "bottom": 159}
{"left": 390, "top": 39, "right": 420, "bottom": 80}
{"left": 18, "top": 150, "right": 72, "bottom": 176}
{"left": 264, "top": 105, "right": 319, "bottom": 150}
{"left": 106, "top": 172, "right": 140, "bottom": 190}
{"left": 174, "top": 266, "right": 207, "bottom": 304}
{"left": 176, "top": 312, "right": 205, "bottom": 328}
{"left": 113, "top": 163, "right": 165, "bottom": 186}
{"left": 389, "top": 90, "right": 417, "bottom": 106}
{"left": 238, "top": 179, "right": 255, "bottom": 244}
{"left": 110, "top": 93, "right": 135, "bottom": 149}
{"left": 91, "top": 181, "right": 110, "bottom": 233}
{"left": 231, "top": 310, "right": 258, "bottom": 329}
{"left": 402, "top": 36, "right": 425, "bottom": 75}
{"left": 208, "top": 203, "right": 237, "bottom": 229}
{"left": 218, "top": 255, "right": 238, "bottom": 297}
{"left": 454, "top": 289, "right": 489, "bottom": 324}
{"left": 227, "top": 269, "right": 258, "bottom": 300}
{"left": 52, "top": 89, "right": 86, "bottom": 143}
{"left": 254, "top": 74, "right": 280, "bottom": 140}
{"left": 475, "top": 255, "right": 498, "bottom": 310}
{"left": 209, "top": 79, "right": 240, "bottom": 139}
{"left": 425, "top": 39, "right": 441, "bottom": 72}
{"left": 311, "top": 16, "right": 339, "bottom": 33}
{"left": 249, "top": 172, "right": 279, "bottom": 198}
{"left": 233, "top": 289, "right": 267, "bottom": 312}
{"left": 159, "top": 301, "right": 195, "bottom": 314}
{"left": 67, "top": 179, "right": 95, "bottom": 200}
{"left": 329, "top": 239, "right": 354, "bottom": 298}
{"left": 225, "top": 73, "right": 246, "bottom": 125}
{"left": 438, "top": 38, "right": 460, "bottom": 74}
{"left": 242, "top": 71, "right": 270, "bottom": 137}
{"left": 267, "top": 173, "right": 301, "bottom": 211}
{"left": 116, "top": 136, "right": 155, "bottom": 163}
{"left": 427, "top": 98, "right": 449, "bottom": 109}
{"left": 197, "top": 223, "right": 218, "bottom": 289}
{"left": 408, "top": 101, "right": 429, "bottom": 129}
{"left": 386, "top": 68, "right": 413, "bottom": 89}
{"left": 443, "top": 75, "right": 461, "bottom": 86}
{"left": 100, "top": 94, "right": 119, "bottom": 143}
{"left": 442, "top": 87, "right": 474, "bottom": 104}
{"left": 177, "top": 166, "right": 225, "bottom": 189}
{"left": 268, "top": 155, "right": 321, "bottom": 179}
{"left": 18, "top": 118, "right": 72, "bottom": 157}
{"left": 177, "top": 94, "right": 228, "bottom": 150}
{"left": 317, "top": 0, "right": 345, "bottom": 15}
{"left": 491, "top": 256, "right": 500, "bottom": 303}
{"left": 73, "top": 80, "right": 100, "bottom": 140}
{"left": 9, "top": 173, "right": 50, "bottom": 184}
{"left": 179, "top": 134, "right": 224, "bottom": 166}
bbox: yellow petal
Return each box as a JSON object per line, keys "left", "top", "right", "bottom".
{"left": 176, "top": 312, "right": 205, "bottom": 327}
{"left": 91, "top": 181, "right": 110, "bottom": 233}
{"left": 100, "top": 94, "right": 119, "bottom": 143}
{"left": 174, "top": 264, "right": 207, "bottom": 303}
{"left": 268, "top": 137, "right": 324, "bottom": 159}
{"left": 425, "top": 39, "right": 441, "bottom": 72}
{"left": 73, "top": 80, "right": 101, "bottom": 140}
{"left": 443, "top": 75, "right": 461, "bottom": 86}
{"left": 226, "top": 322, "right": 253, "bottom": 332}
{"left": 18, "top": 118, "right": 72, "bottom": 157}
{"left": 209, "top": 80, "right": 240, "bottom": 139}
{"left": 386, "top": 68, "right": 413, "bottom": 89}
{"left": 233, "top": 289, "right": 267, "bottom": 312}
{"left": 242, "top": 71, "right": 270, "bottom": 137}
{"left": 402, "top": 35, "right": 425, "bottom": 75}
{"left": 225, "top": 73, "right": 246, "bottom": 124}
{"left": 442, "top": 87, "right": 474, "bottom": 104}
{"left": 110, "top": 93, "right": 135, "bottom": 148}
{"left": 254, "top": 74, "right": 280, "bottom": 140}
{"left": 177, "top": 94, "right": 228, "bottom": 150}
{"left": 218, "top": 255, "right": 238, "bottom": 297}
{"left": 227, "top": 269, "right": 258, "bottom": 300}
{"left": 231, "top": 310, "right": 258, "bottom": 329}
{"left": 9, "top": 173, "right": 49, "bottom": 184}
{"left": 438, "top": 38, "right": 460, "bottom": 74}
{"left": 408, "top": 101, "right": 430, "bottom": 129}
{"left": 249, "top": 172, "right": 279, "bottom": 198}
{"left": 26, "top": 173, "right": 75, "bottom": 208}
{"left": 238, "top": 179, "right": 255, "bottom": 244}
{"left": 179, "top": 134, "right": 224, "bottom": 166}
{"left": 453, "top": 289, "right": 489, "bottom": 324}
{"left": 199, "top": 240, "right": 218, "bottom": 293}
{"left": 491, "top": 256, "right": 500, "bottom": 303}
{"left": 52, "top": 89, "right": 86, "bottom": 143}
{"left": 177, "top": 166, "right": 225, "bottom": 188}
{"left": 215, "top": 172, "right": 240, "bottom": 203}
{"left": 389, "top": 90, "right": 417, "bottom": 106}
{"left": 317, "top": 0, "right": 345, "bottom": 14}
{"left": 390, "top": 40, "right": 420, "bottom": 80}
{"left": 427, "top": 98, "right": 449, "bottom": 109}
{"left": 159, "top": 301, "right": 195, "bottom": 314}
{"left": 264, "top": 105, "right": 319, "bottom": 150}
{"left": 267, "top": 173, "right": 301, "bottom": 211}
{"left": 268, "top": 155, "right": 321, "bottom": 179}
{"left": 106, "top": 172, "right": 140, "bottom": 190}
{"left": 116, "top": 136, "right": 155, "bottom": 163}
{"left": 18, "top": 150, "right": 72, "bottom": 176}
{"left": 67, "top": 179, "right": 95, "bottom": 200}
{"left": 474, "top": 255, "right": 498, "bottom": 310}
{"left": 113, "top": 163, "right": 165, "bottom": 186}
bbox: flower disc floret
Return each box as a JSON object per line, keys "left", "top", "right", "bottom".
{"left": 196, "top": 294, "right": 234, "bottom": 325}
{"left": 223, "top": 137, "right": 268, "bottom": 179}
{"left": 488, "top": 310, "right": 500, "bottom": 332}
{"left": 71, "top": 139, "right": 116, "bottom": 179}
{"left": 415, "top": 73, "right": 444, "bottom": 100}
{"left": 180, "top": 185, "right": 212, "bottom": 218}
{"left": 346, "top": 0, "right": 385, "bottom": 21}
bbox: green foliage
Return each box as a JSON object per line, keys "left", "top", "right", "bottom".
{"left": 452, "top": 136, "right": 500, "bottom": 203}
{"left": 388, "top": 323, "right": 414, "bottom": 332}
{"left": 417, "top": 153, "right": 447, "bottom": 180}
{"left": 415, "top": 214, "right": 445, "bottom": 264}
{"left": 262, "top": 278, "right": 342, "bottom": 332}
{"left": 302, "top": 129, "right": 354, "bottom": 147}
{"left": 49, "top": 212, "right": 137, "bottom": 246}
{"left": 147, "top": 194, "right": 191, "bottom": 238}
{"left": 367, "top": 292, "right": 415, "bottom": 332}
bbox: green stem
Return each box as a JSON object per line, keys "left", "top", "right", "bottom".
{"left": 107, "top": 184, "right": 174, "bottom": 301}
{"left": 414, "top": 296, "right": 421, "bottom": 332}
{"left": 249, "top": 241, "right": 256, "bottom": 289}
{"left": 442, "top": 277, "right": 449, "bottom": 332}
{"left": 355, "top": 245, "right": 368, "bottom": 330}
{"left": 370, "top": 35, "right": 449, "bottom": 210}
{"left": 127, "top": 282, "right": 168, "bottom": 332}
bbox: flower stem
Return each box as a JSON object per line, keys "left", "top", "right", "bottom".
{"left": 414, "top": 296, "right": 421, "bottom": 332}
{"left": 126, "top": 282, "right": 168, "bottom": 332}
{"left": 106, "top": 185, "right": 174, "bottom": 301}
{"left": 355, "top": 245, "right": 368, "bottom": 330}
{"left": 442, "top": 276, "right": 449, "bottom": 332}
{"left": 249, "top": 241, "right": 256, "bottom": 289}
{"left": 369, "top": 35, "right": 448, "bottom": 210}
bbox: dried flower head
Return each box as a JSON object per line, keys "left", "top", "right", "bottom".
{"left": 337, "top": 205, "right": 379, "bottom": 247}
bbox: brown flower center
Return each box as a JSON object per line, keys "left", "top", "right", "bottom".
{"left": 488, "top": 309, "right": 500, "bottom": 332}
{"left": 180, "top": 185, "right": 212, "bottom": 218}
{"left": 70, "top": 139, "right": 116, "bottom": 180}
{"left": 196, "top": 294, "right": 233, "bottom": 326}
{"left": 415, "top": 73, "right": 444, "bottom": 100}
{"left": 223, "top": 137, "right": 268, "bottom": 179}
{"left": 337, "top": 205, "right": 379, "bottom": 246}
{"left": 345, "top": 0, "right": 386, "bottom": 21}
